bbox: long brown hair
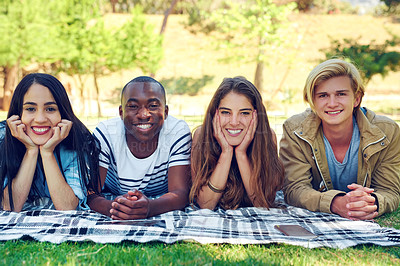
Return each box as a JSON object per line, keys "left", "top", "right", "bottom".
{"left": 189, "top": 77, "right": 284, "bottom": 209}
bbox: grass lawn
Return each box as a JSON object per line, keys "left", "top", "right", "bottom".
{"left": 1, "top": 214, "right": 400, "bottom": 265}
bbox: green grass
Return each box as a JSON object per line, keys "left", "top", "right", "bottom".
{"left": 376, "top": 208, "right": 400, "bottom": 230}
{"left": 1, "top": 238, "right": 400, "bottom": 265}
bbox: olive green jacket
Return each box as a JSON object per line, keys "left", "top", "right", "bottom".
{"left": 279, "top": 108, "right": 400, "bottom": 216}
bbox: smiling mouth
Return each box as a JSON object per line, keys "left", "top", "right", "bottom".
{"left": 32, "top": 127, "right": 51, "bottom": 135}
{"left": 226, "top": 129, "right": 242, "bottom": 135}
{"left": 136, "top": 124, "right": 152, "bottom": 130}
{"left": 326, "top": 110, "right": 342, "bottom": 115}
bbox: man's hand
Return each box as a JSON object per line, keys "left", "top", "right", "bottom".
{"left": 110, "top": 190, "right": 150, "bottom": 220}
{"left": 346, "top": 184, "right": 378, "bottom": 220}
{"left": 331, "top": 183, "right": 378, "bottom": 220}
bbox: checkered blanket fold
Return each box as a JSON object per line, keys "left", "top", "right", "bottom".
{"left": 1, "top": 201, "right": 400, "bottom": 249}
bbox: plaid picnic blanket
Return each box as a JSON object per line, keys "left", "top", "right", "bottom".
{"left": 1, "top": 193, "right": 400, "bottom": 249}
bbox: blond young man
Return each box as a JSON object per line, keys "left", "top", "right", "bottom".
{"left": 279, "top": 59, "right": 400, "bottom": 220}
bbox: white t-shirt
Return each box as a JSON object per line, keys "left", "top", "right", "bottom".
{"left": 94, "top": 116, "right": 191, "bottom": 197}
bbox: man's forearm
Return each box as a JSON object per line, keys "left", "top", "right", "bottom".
{"left": 147, "top": 191, "right": 188, "bottom": 217}
{"left": 88, "top": 194, "right": 113, "bottom": 217}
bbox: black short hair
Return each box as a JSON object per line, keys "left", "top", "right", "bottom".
{"left": 121, "top": 76, "right": 166, "bottom": 104}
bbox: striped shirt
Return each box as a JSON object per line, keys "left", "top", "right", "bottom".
{"left": 94, "top": 116, "right": 191, "bottom": 197}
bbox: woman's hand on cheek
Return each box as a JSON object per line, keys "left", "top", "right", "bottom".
{"left": 40, "top": 119, "right": 73, "bottom": 154}
{"left": 213, "top": 111, "right": 233, "bottom": 154}
{"left": 7, "top": 115, "right": 37, "bottom": 151}
{"left": 235, "top": 110, "right": 257, "bottom": 155}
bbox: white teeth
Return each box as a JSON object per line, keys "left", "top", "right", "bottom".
{"left": 136, "top": 124, "right": 151, "bottom": 129}
{"left": 227, "top": 129, "right": 241, "bottom": 134}
{"left": 327, "top": 111, "right": 341, "bottom": 114}
{"left": 32, "top": 127, "right": 48, "bottom": 132}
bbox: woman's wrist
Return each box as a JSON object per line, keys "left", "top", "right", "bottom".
{"left": 39, "top": 149, "right": 55, "bottom": 158}
{"left": 208, "top": 180, "right": 225, "bottom": 193}
{"left": 220, "top": 148, "right": 233, "bottom": 158}
{"left": 25, "top": 147, "right": 39, "bottom": 156}
{"left": 235, "top": 149, "right": 248, "bottom": 159}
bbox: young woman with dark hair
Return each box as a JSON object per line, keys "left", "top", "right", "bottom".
{"left": 0, "top": 73, "right": 100, "bottom": 212}
{"left": 189, "top": 76, "right": 284, "bottom": 210}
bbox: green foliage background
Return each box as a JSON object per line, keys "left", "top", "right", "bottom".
{"left": 322, "top": 33, "right": 400, "bottom": 85}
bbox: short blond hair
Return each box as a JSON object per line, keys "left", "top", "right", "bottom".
{"left": 303, "top": 59, "right": 365, "bottom": 112}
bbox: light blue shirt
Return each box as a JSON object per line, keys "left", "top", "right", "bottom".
{"left": 323, "top": 117, "right": 360, "bottom": 192}
{"left": 1, "top": 121, "right": 89, "bottom": 210}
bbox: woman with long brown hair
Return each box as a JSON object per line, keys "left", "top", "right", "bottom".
{"left": 189, "top": 76, "right": 284, "bottom": 210}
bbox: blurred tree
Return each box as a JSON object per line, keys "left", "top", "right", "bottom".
{"left": 0, "top": 0, "right": 66, "bottom": 110}
{"left": 108, "top": 0, "right": 130, "bottom": 13}
{"left": 296, "top": 0, "right": 313, "bottom": 12}
{"left": 384, "top": 0, "right": 400, "bottom": 6}
{"left": 180, "top": 0, "right": 216, "bottom": 32}
{"left": 322, "top": 34, "right": 400, "bottom": 85}
{"left": 58, "top": 4, "right": 162, "bottom": 116}
{"left": 383, "top": 0, "right": 400, "bottom": 13}
{"left": 81, "top": 19, "right": 115, "bottom": 117}
{"left": 160, "top": 0, "right": 179, "bottom": 34}
{"left": 0, "top": 0, "right": 162, "bottom": 115}
{"left": 383, "top": 0, "right": 400, "bottom": 8}
{"left": 110, "top": 0, "right": 118, "bottom": 12}
{"left": 198, "top": 0, "right": 296, "bottom": 92}
{"left": 113, "top": 6, "right": 163, "bottom": 76}
{"left": 56, "top": 0, "right": 104, "bottom": 115}
{"left": 107, "top": 0, "right": 174, "bottom": 14}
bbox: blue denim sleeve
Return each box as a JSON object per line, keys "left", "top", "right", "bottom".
{"left": 3, "top": 176, "right": 7, "bottom": 190}
{"left": 0, "top": 121, "right": 6, "bottom": 190}
{"left": 59, "top": 147, "right": 89, "bottom": 211}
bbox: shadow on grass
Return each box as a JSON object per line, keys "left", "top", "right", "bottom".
{"left": 376, "top": 206, "right": 400, "bottom": 230}
{"left": 105, "top": 75, "right": 215, "bottom": 105}
{"left": 160, "top": 75, "right": 214, "bottom": 96}
{"left": 106, "top": 86, "right": 123, "bottom": 105}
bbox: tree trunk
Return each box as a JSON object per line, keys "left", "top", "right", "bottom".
{"left": 150, "top": 0, "right": 179, "bottom": 77}
{"left": 110, "top": 0, "right": 117, "bottom": 13}
{"left": 254, "top": 61, "right": 264, "bottom": 92}
{"left": 77, "top": 75, "right": 86, "bottom": 115}
{"left": 93, "top": 66, "right": 102, "bottom": 117}
{"left": 2, "top": 64, "right": 19, "bottom": 111}
{"left": 254, "top": 37, "right": 266, "bottom": 93}
{"left": 149, "top": 0, "right": 180, "bottom": 78}
{"left": 270, "top": 65, "right": 291, "bottom": 100}
{"left": 159, "top": 0, "right": 180, "bottom": 35}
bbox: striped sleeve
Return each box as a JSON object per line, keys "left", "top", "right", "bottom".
{"left": 169, "top": 122, "right": 191, "bottom": 167}
{"left": 93, "top": 122, "right": 114, "bottom": 170}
